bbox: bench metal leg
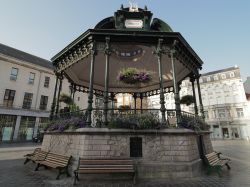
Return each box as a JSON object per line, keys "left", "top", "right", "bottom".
{"left": 56, "top": 169, "right": 62, "bottom": 180}
{"left": 35, "top": 163, "right": 40, "bottom": 171}
{"left": 133, "top": 173, "right": 136, "bottom": 185}
{"left": 73, "top": 172, "right": 79, "bottom": 185}
{"left": 225, "top": 163, "right": 231, "bottom": 170}
{"left": 24, "top": 158, "right": 30, "bottom": 165}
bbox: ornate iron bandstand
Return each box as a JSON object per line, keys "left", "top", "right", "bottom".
{"left": 50, "top": 6, "right": 205, "bottom": 128}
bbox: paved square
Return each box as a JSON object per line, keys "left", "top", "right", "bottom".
{"left": 0, "top": 140, "right": 250, "bottom": 187}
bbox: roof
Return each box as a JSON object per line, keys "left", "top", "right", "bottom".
{"left": 201, "top": 66, "right": 239, "bottom": 77}
{"left": 0, "top": 43, "right": 53, "bottom": 70}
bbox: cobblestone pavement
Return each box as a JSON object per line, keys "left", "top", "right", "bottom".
{"left": 0, "top": 140, "right": 250, "bottom": 187}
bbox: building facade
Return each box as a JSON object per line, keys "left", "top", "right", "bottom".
{"left": 149, "top": 66, "right": 250, "bottom": 140}
{"left": 0, "top": 43, "right": 87, "bottom": 142}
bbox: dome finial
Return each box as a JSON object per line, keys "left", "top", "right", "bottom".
{"left": 129, "top": 0, "right": 139, "bottom": 12}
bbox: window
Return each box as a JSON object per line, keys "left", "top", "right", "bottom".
{"left": 10, "top": 67, "right": 18, "bottom": 80}
{"left": 3, "top": 89, "right": 16, "bottom": 107}
{"left": 221, "top": 74, "right": 226, "bottom": 79}
{"left": 44, "top": 76, "right": 50, "bottom": 88}
{"left": 230, "top": 72, "right": 235, "bottom": 78}
{"left": 236, "top": 108, "right": 244, "bottom": 117}
{"left": 213, "top": 110, "right": 217, "bottom": 118}
{"left": 213, "top": 75, "right": 218, "bottom": 81}
{"left": 28, "top": 72, "right": 35, "bottom": 84}
{"left": 218, "top": 109, "right": 226, "bottom": 118}
{"left": 204, "top": 111, "right": 209, "bottom": 119}
{"left": 22, "top": 92, "right": 33, "bottom": 109}
{"left": 95, "top": 97, "right": 104, "bottom": 108}
{"left": 78, "top": 97, "right": 80, "bottom": 101}
{"left": 39, "top": 95, "right": 48, "bottom": 110}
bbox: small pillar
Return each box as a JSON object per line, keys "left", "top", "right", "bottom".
{"left": 86, "top": 42, "right": 96, "bottom": 126}
{"left": 196, "top": 74, "right": 205, "bottom": 120}
{"left": 104, "top": 37, "right": 111, "bottom": 126}
{"left": 50, "top": 75, "right": 59, "bottom": 119}
{"left": 140, "top": 93, "right": 143, "bottom": 114}
{"left": 13, "top": 116, "right": 21, "bottom": 141}
{"left": 155, "top": 39, "right": 166, "bottom": 124}
{"left": 55, "top": 73, "right": 63, "bottom": 117}
{"left": 170, "top": 44, "right": 181, "bottom": 126}
{"left": 133, "top": 93, "right": 137, "bottom": 114}
{"left": 190, "top": 76, "right": 198, "bottom": 116}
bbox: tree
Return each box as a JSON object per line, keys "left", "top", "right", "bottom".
{"left": 180, "top": 95, "right": 195, "bottom": 106}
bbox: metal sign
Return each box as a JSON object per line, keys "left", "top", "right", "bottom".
{"left": 125, "top": 19, "right": 143, "bottom": 28}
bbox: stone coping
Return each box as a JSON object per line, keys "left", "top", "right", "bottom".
{"left": 45, "top": 128, "right": 211, "bottom": 135}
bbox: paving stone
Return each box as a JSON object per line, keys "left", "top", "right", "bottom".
{"left": 1, "top": 140, "right": 250, "bottom": 187}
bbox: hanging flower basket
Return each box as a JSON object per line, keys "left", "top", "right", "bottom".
{"left": 117, "top": 68, "right": 152, "bottom": 85}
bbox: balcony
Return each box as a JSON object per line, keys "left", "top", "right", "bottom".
{"left": 0, "top": 103, "right": 50, "bottom": 113}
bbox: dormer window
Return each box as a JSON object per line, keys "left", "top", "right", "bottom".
{"left": 221, "top": 74, "right": 226, "bottom": 79}
{"left": 230, "top": 72, "right": 235, "bottom": 78}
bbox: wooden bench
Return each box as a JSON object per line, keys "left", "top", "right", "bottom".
{"left": 205, "top": 151, "right": 231, "bottom": 176}
{"left": 74, "top": 158, "right": 135, "bottom": 185}
{"left": 35, "top": 152, "right": 72, "bottom": 180}
{"left": 24, "top": 148, "right": 48, "bottom": 165}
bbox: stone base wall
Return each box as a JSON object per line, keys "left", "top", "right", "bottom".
{"left": 42, "top": 128, "right": 212, "bottom": 179}
{"left": 203, "top": 133, "right": 214, "bottom": 154}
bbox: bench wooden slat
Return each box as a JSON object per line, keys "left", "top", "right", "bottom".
{"left": 205, "top": 151, "right": 231, "bottom": 176}
{"left": 35, "top": 152, "right": 72, "bottom": 180}
{"left": 74, "top": 158, "right": 135, "bottom": 185}
{"left": 24, "top": 149, "right": 48, "bottom": 164}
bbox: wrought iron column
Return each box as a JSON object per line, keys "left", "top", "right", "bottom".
{"left": 72, "top": 85, "right": 76, "bottom": 103}
{"left": 196, "top": 74, "right": 205, "bottom": 120}
{"left": 140, "top": 93, "right": 143, "bottom": 114}
{"left": 70, "top": 83, "right": 74, "bottom": 100}
{"left": 104, "top": 37, "right": 111, "bottom": 126}
{"left": 190, "top": 76, "right": 198, "bottom": 116}
{"left": 110, "top": 92, "right": 115, "bottom": 115}
{"left": 55, "top": 73, "right": 63, "bottom": 116}
{"left": 86, "top": 42, "right": 96, "bottom": 126}
{"left": 133, "top": 93, "right": 137, "bottom": 114}
{"left": 170, "top": 45, "right": 181, "bottom": 126}
{"left": 155, "top": 39, "right": 166, "bottom": 123}
{"left": 50, "top": 74, "right": 59, "bottom": 119}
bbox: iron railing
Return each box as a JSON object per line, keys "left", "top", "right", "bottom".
{"left": 49, "top": 108, "right": 208, "bottom": 131}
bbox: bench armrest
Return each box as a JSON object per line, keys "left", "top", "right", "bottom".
{"left": 24, "top": 153, "right": 34, "bottom": 157}
{"left": 219, "top": 158, "right": 231, "bottom": 161}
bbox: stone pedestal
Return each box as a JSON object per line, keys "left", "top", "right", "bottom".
{"left": 42, "top": 128, "right": 213, "bottom": 179}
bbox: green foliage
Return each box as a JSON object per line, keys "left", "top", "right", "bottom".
{"left": 118, "top": 105, "right": 131, "bottom": 111}
{"left": 180, "top": 115, "right": 210, "bottom": 131}
{"left": 108, "top": 113, "right": 161, "bottom": 129}
{"left": 117, "top": 68, "right": 152, "bottom": 84}
{"left": 180, "top": 95, "right": 195, "bottom": 106}
{"left": 59, "top": 93, "right": 73, "bottom": 105}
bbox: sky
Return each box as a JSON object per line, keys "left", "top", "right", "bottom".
{"left": 0, "top": 0, "right": 249, "bottom": 79}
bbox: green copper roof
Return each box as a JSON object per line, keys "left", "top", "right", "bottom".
{"left": 94, "top": 6, "right": 173, "bottom": 32}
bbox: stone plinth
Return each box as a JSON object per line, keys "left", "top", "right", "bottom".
{"left": 42, "top": 128, "right": 213, "bottom": 179}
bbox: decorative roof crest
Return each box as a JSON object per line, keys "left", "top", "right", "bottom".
{"left": 129, "top": 0, "right": 139, "bottom": 12}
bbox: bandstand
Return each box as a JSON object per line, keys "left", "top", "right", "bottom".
{"left": 42, "top": 5, "right": 213, "bottom": 180}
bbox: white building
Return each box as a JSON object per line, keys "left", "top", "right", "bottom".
{"left": 149, "top": 66, "right": 250, "bottom": 140}
{"left": 0, "top": 43, "right": 87, "bottom": 142}
{"left": 244, "top": 77, "right": 250, "bottom": 94}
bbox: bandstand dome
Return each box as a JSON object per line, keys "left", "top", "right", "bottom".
{"left": 51, "top": 6, "right": 203, "bottom": 96}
